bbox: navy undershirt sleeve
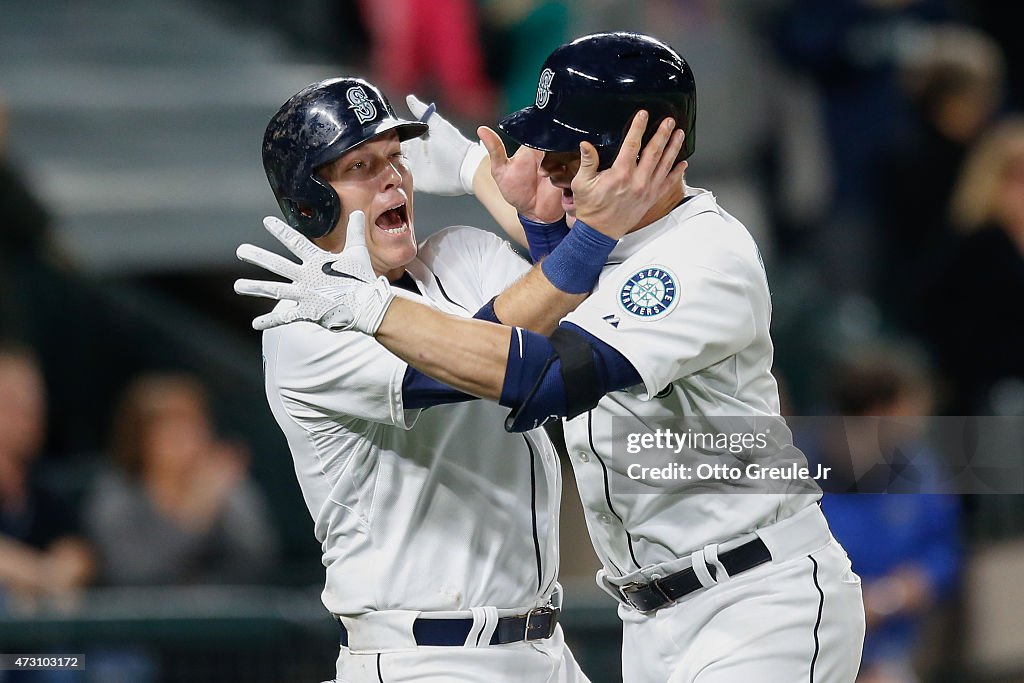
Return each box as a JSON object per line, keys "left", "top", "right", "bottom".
{"left": 501, "top": 322, "right": 642, "bottom": 432}
{"left": 402, "top": 367, "right": 476, "bottom": 409}
{"left": 472, "top": 296, "right": 501, "bottom": 324}
{"left": 519, "top": 214, "right": 570, "bottom": 263}
{"left": 401, "top": 297, "right": 508, "bottom": 409}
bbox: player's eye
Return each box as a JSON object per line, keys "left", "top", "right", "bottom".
{"left": 348, "top": 161, "right": 365, "bottom": 171}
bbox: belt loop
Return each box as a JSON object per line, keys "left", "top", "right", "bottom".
{"left": 688, "top": 548, "right": 718, "bottom": 588}
{"left": 549, "top": 583, "right": 563, "bottom": 610}
{"left": 465, "top": 606, "right": 499, "bottom": 647}
{"left": 703, "top": 543, "right": 729, "bottom": 582}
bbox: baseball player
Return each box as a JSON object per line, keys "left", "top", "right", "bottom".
{"left": 238, "top": 34, "right": 866, "bottom": 682}
{"left": 250, "top": 77, "right": 599, "bottom": 683}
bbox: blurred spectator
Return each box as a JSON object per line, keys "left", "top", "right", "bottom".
{"left": 0, "top": 344, "right": 94, "bottom": 611}
{"left": 357, "top": 0, "right": 495, "bottom": 121}
{"left": 803, "top": 345, "right": 961, "bottom": 682}
{"left": 877, "top": 24, "right": 1004, "bottom": 310}
{"left": 915, "top": 118, "right": 1024, "bottom": 415}
{"left": 773, "top": 0, "right": 951, "bottom": 293}
{"left": 83, "top": 373, "right": 276, "bottom": 586}
{"left": 480, "top": 0, "right": 569, "bottom": 112}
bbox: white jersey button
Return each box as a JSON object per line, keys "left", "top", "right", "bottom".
{"left": 596, "top": 512, "right": 613, "bottom": 525}
{"left": 576, "top": 451, "right": 591, "bottom": 463}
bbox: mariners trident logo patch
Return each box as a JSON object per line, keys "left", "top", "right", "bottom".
{"left": 346, "top": 86, "right": 377, "bottom": 124}
{"left": 619, "top": 267, "right": 679, "bottom": 319}
{"left": 535, "top": 68, "right": 555, "bottom": 109}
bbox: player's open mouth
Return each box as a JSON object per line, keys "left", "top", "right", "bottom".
{"left": 375, "top": 202, "right": 409, "bottom": 235}
{"left": 561, "top": 188, "right": 575, "bottom": 211}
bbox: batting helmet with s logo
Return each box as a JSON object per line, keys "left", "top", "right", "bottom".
{"left": 262, "top": 78, "right": 427, "bottom": 239}
{"left": 499, "top": 33, "right": 696, "bottom": 171}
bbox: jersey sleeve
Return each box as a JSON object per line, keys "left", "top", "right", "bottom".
{"left": 263, "top": 317, "right": 420, "bottom": 430}
{"left": 562, "top": 233, "right": 758, "bottom": 400}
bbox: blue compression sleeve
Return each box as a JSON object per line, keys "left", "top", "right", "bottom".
{"left": 519, "top": 214, "right": 570, "bottom": 263}
{"left": 402, "top": 366, "right": 476, "bottom": 409}
{"left": 540, "top": 220, "right": 617, "bottom": 294}
{"left": 500, "top": 323, "right": 642, "bottom": 432}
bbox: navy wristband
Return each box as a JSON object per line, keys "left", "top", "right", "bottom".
{"left": 540, "top": 219, "right": 617, "bottom": 294}
{"left": 519, "top": 214, "right": 570, "bottom": 263}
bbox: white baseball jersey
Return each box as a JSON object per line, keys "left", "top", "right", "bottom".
{"left": 561, "top": 187, "right": 816, "bottom": 576}
{"left": 262, "top": 226, "right": 562, "bottom": 616}
{"left": 561, "top": 188, "right": 863, "bottom": 682}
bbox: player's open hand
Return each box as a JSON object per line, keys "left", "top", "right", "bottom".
{"left": 571, "top": 111, "right": 687, "bottom": 239}
{"left": 234, "top": 212, "right": 395, "bottom": 335}
{"left": 478, "top": 126, "right": 564, "bottom": 223}
{"left": 402, "top": 95, "right": 486, "bottom": 196}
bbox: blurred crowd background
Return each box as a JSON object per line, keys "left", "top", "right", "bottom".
{"left": 1, "top": 0, "right": 1023, "bottom": 681}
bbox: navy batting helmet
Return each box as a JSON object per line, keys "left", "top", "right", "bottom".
{"left": 262, "top": 78, "right": 427, "bottom": 239}
{"left": 498, "top": 33, "right": 696, "bottom": 170}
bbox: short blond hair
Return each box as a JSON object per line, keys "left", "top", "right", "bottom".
{"left": 950, "top": 117, "right": 1024, "bottom": 232}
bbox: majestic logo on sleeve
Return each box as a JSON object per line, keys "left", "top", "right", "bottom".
{"left": 619, "top": 267, "right": 679, "bottom": 319}
{"left": 535, "top": 69, "right": 555, "bottom": 109}
{"left": 346, "top": 86, "right": 378, "bottom": 123}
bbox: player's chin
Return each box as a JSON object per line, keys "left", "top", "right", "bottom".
{"left": 373, "top": 240, "right": 417, "bottom": 275}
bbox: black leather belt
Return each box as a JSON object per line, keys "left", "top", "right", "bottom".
{"left": 616, "top": 537, "right": 772, "bottom": 613}
{"left": 338, "top": 606, "right": 558, "bottom": 647}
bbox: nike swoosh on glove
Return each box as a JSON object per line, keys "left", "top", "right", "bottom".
{"left": 234, "top": 211, "right": 395, "bottom": 334}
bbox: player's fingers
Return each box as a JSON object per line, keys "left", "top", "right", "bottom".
{"left": 613, "top": 110, "right": 649, "bottom": 169}
{"left": 234, "top": 278, "right": 301, "bottom": 302}
{"left": 252, "top": 307, "right": 294, "bottom": 331}
{"left": 406, "top": 94, "right": 433, "bottom": 121}
{"left": 652, "top": 129, "right": 686, "bottom": 184}
{"left": 477, "top": 127, "right": 509, "bottom": 169}
{"left": 236, "top": 243, "right": 300, "bottom": 280}
{"left": 662, "top": 157, "right": 689, "bottom": 193}
{"left": 576, "top": 141, "right": 600, "bottom": 183}
{"left": 344, "top": 211, "right": 367, "bottom": 252}
{"left": 636, "top": 117, "right": 676, "bottom": 176}
{"left": 263, "top": 216, "right": 318, "bottom": 259}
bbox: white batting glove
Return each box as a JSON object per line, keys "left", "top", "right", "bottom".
{"left": 234, "top": 212, "right": 395, "bottom": 335}
{"left": 402, "top": 94, "right": 487, "bottom": 196}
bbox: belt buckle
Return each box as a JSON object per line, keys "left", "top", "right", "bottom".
{"left": 619, "top": 580, "right": 672, "bottom": 613}
{"left": 524, "top": 606, "right": 556, "bottom": 641}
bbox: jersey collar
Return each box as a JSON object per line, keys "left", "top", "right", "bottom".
{"left": 606, "top": 186, "right": 718, "bottom": 263}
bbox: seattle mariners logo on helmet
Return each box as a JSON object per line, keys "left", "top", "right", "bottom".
{"left": 619, "top": 266, "right": 679, "bottom": 319}
{"left": 535, "top": 68, "right": 555, "bottom": 109}
{"left": 346, "top": 86, "right": 378, "bottom": 124}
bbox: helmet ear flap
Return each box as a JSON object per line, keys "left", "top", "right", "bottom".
{"left": 279, "top": 177, "right": 341, "bottom": 239}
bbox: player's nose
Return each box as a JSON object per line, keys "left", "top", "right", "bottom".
{"left": 381, "top": 160, "right": 402, "bottom": 190}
